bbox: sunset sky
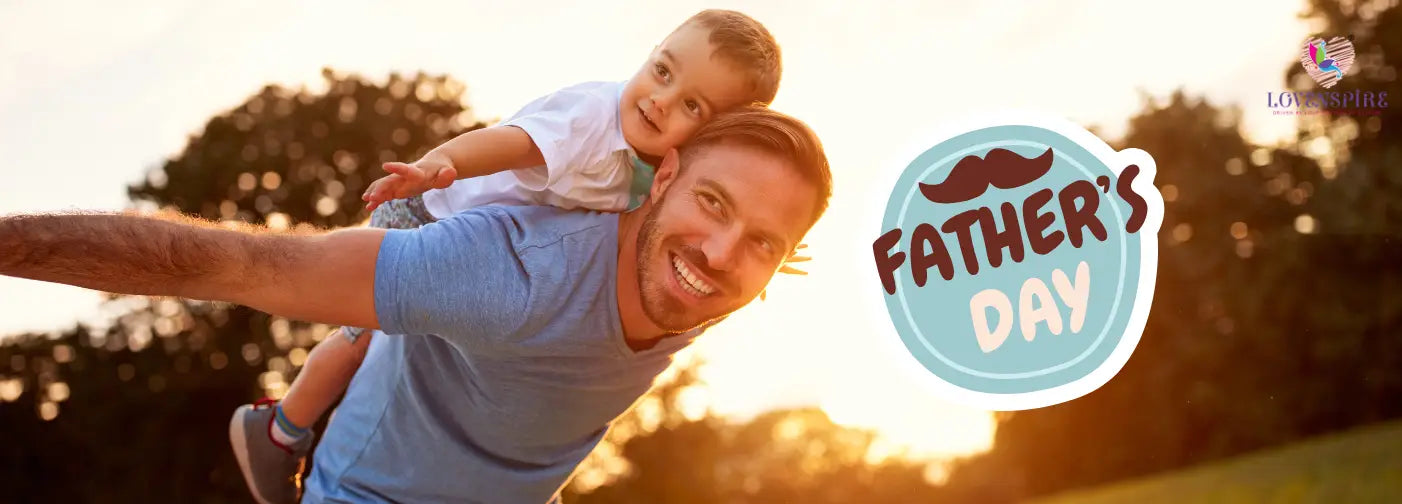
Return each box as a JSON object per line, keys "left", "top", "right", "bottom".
{"left": 0, "top": 0, "right": 1314, "bottom": 464}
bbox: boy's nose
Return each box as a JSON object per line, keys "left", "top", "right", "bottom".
{"left": 651, "top": 92, "right": 677, "bottom": 116}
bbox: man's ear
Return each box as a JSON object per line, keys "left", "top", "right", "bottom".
{"left": 650, "top": 148, "right": 681, "bottom": 201}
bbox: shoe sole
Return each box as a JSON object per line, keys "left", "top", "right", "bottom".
{"left": 230, "top": 406, "right": 277, "bottom": 504}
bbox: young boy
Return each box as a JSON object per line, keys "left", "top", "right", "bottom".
{"left": 229, "top": 9, "right": 788, "bottom": 504}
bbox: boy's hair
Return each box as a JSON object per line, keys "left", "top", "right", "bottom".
{"left": 676, "top": 9, "right": 783, "bottom": 105}
{"left": 679, "top": 105, "right": 831, "bottom": 228}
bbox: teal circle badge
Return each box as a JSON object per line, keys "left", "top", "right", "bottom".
{"left": 871, "top": 114, "right": 1164, "bottom": 410}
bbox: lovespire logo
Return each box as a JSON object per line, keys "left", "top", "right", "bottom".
{"left": 1301, "top": 35, "right": 1355, "bottom": 88}
{"left": 1265, "top": 34, "right": 1387, "bottom": 116}
{"left": 870, "top": 113, "right": 1163, "bottom": 411}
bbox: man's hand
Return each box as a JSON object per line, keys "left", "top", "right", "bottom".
{"left": 362, "top": 160, "right": 458, "bottom": 211}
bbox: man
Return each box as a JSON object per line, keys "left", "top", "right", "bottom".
{"left": 0, "top": 106, "right": 832, "bottom": 503}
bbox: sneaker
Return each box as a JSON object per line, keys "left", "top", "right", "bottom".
{"left": 230, "top": 398, "right": 314, "bottom": 504}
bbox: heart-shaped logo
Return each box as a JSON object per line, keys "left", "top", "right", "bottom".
{"left": 1300, "top": 36, "right": 1355, "bottom": 88}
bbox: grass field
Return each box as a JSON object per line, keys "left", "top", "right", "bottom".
{"left": 1026, "top": 420, "right": 1402, "bottom": 504}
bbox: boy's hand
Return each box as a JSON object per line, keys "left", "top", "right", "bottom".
{"left": 362, "top": 161, "right": 458, "bottom": 211}
{"left": 778, "top": 243, "right": 810, "bottom": 276}
{"left": 758, "top": 244, "right": 812, "bottom": 301}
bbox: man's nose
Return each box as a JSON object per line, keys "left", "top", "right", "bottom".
{"left": 701, "top": 228, "right": 743, "bottom": 272}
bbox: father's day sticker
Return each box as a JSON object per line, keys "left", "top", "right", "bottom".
{"left": 871, "top": 113, "right": 1163, "bottom": 411}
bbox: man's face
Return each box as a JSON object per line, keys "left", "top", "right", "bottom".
{"left": 634, "top": 143, "right": 819, "bottom": 332}
{"left": 620, "top": 24, "right": 753, "bottom": 158}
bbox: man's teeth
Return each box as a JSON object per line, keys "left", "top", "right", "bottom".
{"left": 672, "top": 256, "right": 715, "bottom": 296}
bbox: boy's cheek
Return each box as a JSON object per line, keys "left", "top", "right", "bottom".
{"left": 672, "top": 121, "right": 704, "bottom": 143}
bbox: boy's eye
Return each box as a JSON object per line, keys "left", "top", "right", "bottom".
{"left": 685, "top": 100, "right": 701, "bottom": 115}
{"left": 654, "top": 63, "right": 670, "bottom": 80}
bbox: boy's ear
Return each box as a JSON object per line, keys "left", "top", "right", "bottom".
{"left": 650, "top": 148, "right": 681, "bottom": 201}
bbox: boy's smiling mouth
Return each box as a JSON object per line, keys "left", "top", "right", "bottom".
{"left": 638, "top": 105, "right": 662, "bottom": 133}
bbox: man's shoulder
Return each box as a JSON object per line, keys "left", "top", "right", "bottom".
{"left": 434, "top": 205, "right": 619, "bottom": 253}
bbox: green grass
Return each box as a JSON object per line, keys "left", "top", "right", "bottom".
{"left": 1026, "top": 420, "right": 1402, "bottom": 504}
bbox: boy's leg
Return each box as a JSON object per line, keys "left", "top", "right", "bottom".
{"left": 230, "top": 328, "right": 371, "bottom": 504}
{"left": 279, "top": 328, "right": 372, "bottom": 428}
{"left": 229, "top": 197, "right": 426, "bottom": 503}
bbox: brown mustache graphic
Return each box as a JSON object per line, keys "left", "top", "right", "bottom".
{"left": 919, "top": 148, "right": 1055, "bottom": 204}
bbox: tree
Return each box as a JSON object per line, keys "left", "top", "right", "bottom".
{"left": 1288, "top": 0, "right": 1402, "bottom": 236}
{"left": 1282, "top": 0, "right": 1402, "bottom": 435}
{"left": 562, "top": 362, "right": 942, "bottom": 504}
{"left": 0, "top": 68, "right": 485, "bottom": 503}
{"left": 935, "top": 2, "right": 1402, "bottom": 499}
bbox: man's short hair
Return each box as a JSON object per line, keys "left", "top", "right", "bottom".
{"left": 675, "top": 9, "right": 783, "bottom": 105}
{"left": 678, "top": 105, "right": 832, "bottom": 229}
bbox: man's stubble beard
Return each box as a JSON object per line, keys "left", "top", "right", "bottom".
{"left": 633, "top": 194, "right": 732, "bottom": 334}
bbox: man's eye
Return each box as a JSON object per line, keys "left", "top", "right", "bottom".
{"left": 698, "top": 193, "right": 724, "bottom": 215}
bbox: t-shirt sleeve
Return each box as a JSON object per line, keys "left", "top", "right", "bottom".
{"left": 372, "top": 210, "right": 529, "bottom": 344}
{"left": 499, "top": 86, "right": 617, "bottom": 191}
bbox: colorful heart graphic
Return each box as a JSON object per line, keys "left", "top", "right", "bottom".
{"left": 1300, "top": 36, "right": 1355, "bottom": 88}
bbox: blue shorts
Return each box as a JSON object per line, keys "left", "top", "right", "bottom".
{"left": 341, "top": 196, "right": 437, "bottom": 342}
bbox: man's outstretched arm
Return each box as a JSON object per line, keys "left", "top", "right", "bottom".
{"left": 0, "top": 210, "right": 384, "bottom": 329}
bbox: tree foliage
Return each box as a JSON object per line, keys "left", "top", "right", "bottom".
{"left": 1, "top": 68, "right": 483, "bottom": 502}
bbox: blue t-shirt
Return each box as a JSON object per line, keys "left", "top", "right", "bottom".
{"left": 302, "top": 205, "right": 698, "bottom": 503}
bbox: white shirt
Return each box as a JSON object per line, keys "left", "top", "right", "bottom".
{"left": 420, "top": 81, "right": 644, "bottom": 219}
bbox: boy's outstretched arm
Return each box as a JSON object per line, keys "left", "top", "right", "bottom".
{"left": 363, "top": 126, "right": 544, "bottom": 209}
{"left": 433, "top": 125, "right": 546, "bottom": 179}
{"left": 0, "top": 211, "right": 384, "bottom": 330}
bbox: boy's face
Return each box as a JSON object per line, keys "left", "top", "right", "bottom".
{"left": 621, "top": 24, "right": 754, "bottom": 158}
